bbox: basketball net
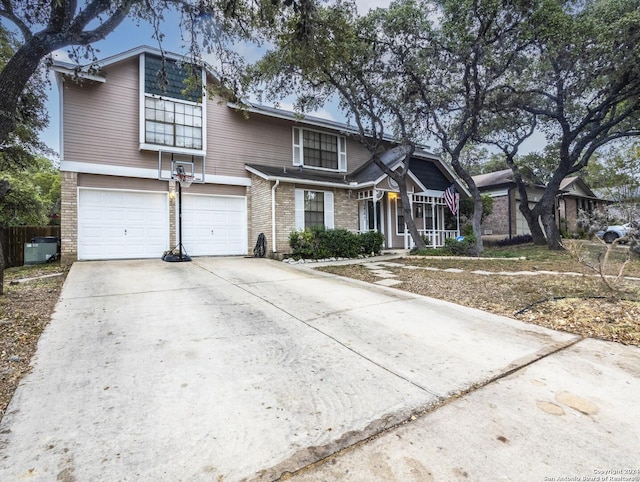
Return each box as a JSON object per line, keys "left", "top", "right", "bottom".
{"left": 175, "top": 173, "right": 193, "bottom": 188}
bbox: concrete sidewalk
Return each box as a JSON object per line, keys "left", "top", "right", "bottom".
{"left": 0, "top": 257, "right": 636, "bottom": 481}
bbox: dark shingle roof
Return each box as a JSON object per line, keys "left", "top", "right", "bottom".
{"left": 246, "top": 164, "right": 352, "bottom": 187}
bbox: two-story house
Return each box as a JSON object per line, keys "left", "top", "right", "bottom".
{"left": 54, "top": 46, "right": 465, "bottom": 262}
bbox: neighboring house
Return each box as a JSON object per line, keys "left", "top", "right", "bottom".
{"left": 473, "top": 169, "right": 607, "bottom": 238}
{"left": 557, "top": 177, "right": 608, "bottom": 234}
{"left": 54, "top": 46, "right": 466, "bottom": 262}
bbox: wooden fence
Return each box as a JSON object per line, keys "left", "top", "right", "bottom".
{"left": 0, "top": 226, "right": 61, "bottom": 268}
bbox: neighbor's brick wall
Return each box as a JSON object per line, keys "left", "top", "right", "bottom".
{"left": 61, "top": 171, "right": 78, "bottom": 263}
{"left": 481, "top": 195, "right": 509, "bottom": 236}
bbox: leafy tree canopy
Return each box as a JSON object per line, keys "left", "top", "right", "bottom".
{"left": 0, "top": 156, "right": 60, "bottom": 226}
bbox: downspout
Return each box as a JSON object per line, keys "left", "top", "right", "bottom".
{"left": 508, "top": 187, "right": 513, "bottom": 238}
{"left": 271, "top": 180, "right": 280, "bottom": 253}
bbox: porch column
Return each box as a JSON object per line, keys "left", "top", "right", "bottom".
{"left": 431, "top": 197, "right": 437, "bottom": 249}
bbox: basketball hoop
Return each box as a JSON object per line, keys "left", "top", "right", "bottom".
{"left": 175, "top": 173, "right": 193, "bottom": 188}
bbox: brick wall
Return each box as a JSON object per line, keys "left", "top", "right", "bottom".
{"left": 61, "top": 171, "right": 78, "bottom": 263}
{"left": 481, "top": 195, "right": 510, "bottom": 236}
{"left": 248, "top": 175, "right": 273, "bottom": 255}
{"left": 273, "top": 182, "right": 296, "bottom": 255}
{"left": 334, "top": 188, "right": 359, "bottom": 231}
{"left": 248, "top": 177, "right": 360, "bottom": 257}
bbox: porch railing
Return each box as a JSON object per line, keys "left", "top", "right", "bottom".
{"left": 417, "top": 229, "right": 459, "bottom": 248}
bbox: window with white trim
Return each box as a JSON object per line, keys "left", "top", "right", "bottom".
{"left": 141, "top": 53, "right": 205, "bottom": 153}
{"left": 295, "top": 189, "right": 335, "bottom": 230}
{"left": 292, "top": 127, "right": 346, "bottom": 172}
{"left": 145, "top": 97, "right": 202, "bottom": 149}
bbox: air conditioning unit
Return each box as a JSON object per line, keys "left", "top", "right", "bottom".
{"left": 24, "top": 237, "right": 60, "bottom": 265}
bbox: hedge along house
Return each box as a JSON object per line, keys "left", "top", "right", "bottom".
{"left": 54, "top": 46, "right": 466, "bottom": 262}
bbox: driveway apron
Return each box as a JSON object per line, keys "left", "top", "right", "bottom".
{"left": 0, "top": 257, "right": 579, "bottom": 481}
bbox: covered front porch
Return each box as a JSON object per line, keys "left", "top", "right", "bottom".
{"left": 357, "top": 189, "right": 459, "bottom": 250}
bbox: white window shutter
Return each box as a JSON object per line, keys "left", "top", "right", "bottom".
{"left": 338, "top": 136, "right": 347, "bottom": 172}
{"left": 324, "top": 191, "right": 334, "bottom": 229}
{"left": 295, "top": 189, "right": 305, "bottom": 230}
{"left": 292, "top": 127, "right": 302, "bottom": 166}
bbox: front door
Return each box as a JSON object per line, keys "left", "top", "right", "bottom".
{"left": 359, "top": 200, "right": 384, "bottom": 242}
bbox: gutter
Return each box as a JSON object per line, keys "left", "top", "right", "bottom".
{"left": 245, "top": 165, "right": 373, "bottom": 190}
{"left": 271, "top": 180, "right": 280, "bottom": 253}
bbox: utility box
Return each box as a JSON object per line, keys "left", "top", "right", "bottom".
{"left": 24, "top": 237, "right": 60, "bottom": 265}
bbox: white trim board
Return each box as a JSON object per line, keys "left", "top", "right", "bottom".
{"left": 61, "top": 161, "right": 251, "bottom": 187}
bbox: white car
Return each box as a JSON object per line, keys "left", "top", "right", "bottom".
{"left": 597, "top": 222, "right": 637, "bottom": 244}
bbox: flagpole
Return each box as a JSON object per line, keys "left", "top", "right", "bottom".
{"left": 456, "top": 193, "right": 460, "bottom": 237}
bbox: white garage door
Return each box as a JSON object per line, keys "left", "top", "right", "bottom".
{"left": 181, "top": 194, "right": 247, "bottom": 256}
{"left": 78, "top": 189, "right": 169, "bottom": 260}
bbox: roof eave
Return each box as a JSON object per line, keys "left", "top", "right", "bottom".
{"left": 245, "top": 165, "right": 374, "bottom": 189}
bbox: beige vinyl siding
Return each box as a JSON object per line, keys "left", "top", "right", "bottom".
{"left": 63, "top": 54, "right": 373, "bottom": 182}
{"left": 204, "top": 103, "right": 373, "bottom": 178}
{"left": 63, "top": 58, "right": 159, "bottom": 169}
{"left": 78, "top": 173, "right": 168, "bottom": 191}
{"left": 183, "top": 182, "right": 246, "bottom": 197}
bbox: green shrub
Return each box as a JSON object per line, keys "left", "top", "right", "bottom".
{"left": 443, "top": 234, "right": 478, "bottom": 256}
{"left": 360, "top": 230, "right": 384, "bottom": 255}
{"left": 411, "top": 235, "right": 478, "bottom": 256}
{"left": 289, "top": 228, "right": 384, "bottom": 259}
{"left": 289, "top": 229, "right": 317, "bottom": 259}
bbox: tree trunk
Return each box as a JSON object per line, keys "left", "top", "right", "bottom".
{"left": 399, "top": 185, "right": 426, "bottom": 250}
{"left": 450, "top": 157, "right": 484, "bottom": 254}
{"left": 471, "top": 192, "right": 484, "bottom": 255}
{"left": 541, "top": 210, "right": 563, "bottom": 250}
{"left": 520, "top": 204, "right": 546, "bottom": 245}
{"left": 0, "top": 241, "right": 4, "bottom": 296}
{"left": 0, "top": 33, "right": 61, "bottom": 145}
{"left": 370, "top": 145, "right": 426, "bottom": 251}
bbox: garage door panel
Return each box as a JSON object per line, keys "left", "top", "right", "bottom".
{"left": 181, "top": 194, "right": 247, "bottom": 256}
{"left": 78, "top": 189, "right": 169, "bottom": 260}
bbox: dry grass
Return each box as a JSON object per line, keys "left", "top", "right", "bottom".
{"left": 0, "top": 263, "right": 67, "bottom": 421}
{"left": 317, "top": 242, "right": 640, "bottom": 347}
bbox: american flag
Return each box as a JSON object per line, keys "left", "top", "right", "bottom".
{"left": 443, "top": 184, "right": 458, "bottom": 215}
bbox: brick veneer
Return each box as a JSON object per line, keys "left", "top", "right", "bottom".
{"left": 481, "top": 195, "right": 510, "bottom": 236}
{"left": 248, "top": 175, "right": 360, "bottom": 257}
{"left": 60, "top": 171, "right": 78, "bottom": 263}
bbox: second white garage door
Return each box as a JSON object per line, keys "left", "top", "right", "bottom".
{"left": 181, "top": 194, "right": 247, "bottom": 256}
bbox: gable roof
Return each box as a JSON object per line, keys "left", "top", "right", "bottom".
{"left": 559, "top": 176, "right": 598, "bottom": 198}
{"left": 473, "top": 169, "right": 515, "bottom": 189}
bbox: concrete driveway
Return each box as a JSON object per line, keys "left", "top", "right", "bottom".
{"left": 0, "top": 257, "right": 638, "bottom": 481}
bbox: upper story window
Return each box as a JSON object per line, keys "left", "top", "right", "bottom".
{"left": 145, "top": 98, "right": 202, "bottom": 149}
{"left": 140, "top": 54, "right": 206, "bottom": 154}
{"left": 292, "top": 127, "right": 346, "bottom": 172}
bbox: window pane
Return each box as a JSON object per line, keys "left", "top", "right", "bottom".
{"left": 302, "top": 130, "right": 338, "bottom": 170}
{"left": 144, "top": 97, "right": 202, "bottom": 149}
{"left": 304, "top": 191, "right": 325, "bottom": 229}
